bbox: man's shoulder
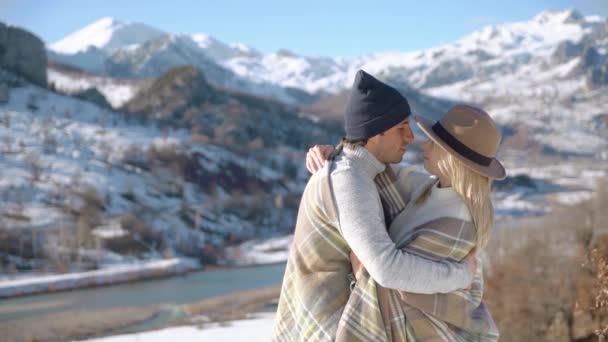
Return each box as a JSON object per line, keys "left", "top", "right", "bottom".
{"left": 329, "top": 161, "right": 374, "bottom": 187}
{"left": 305, "top": 163, "right": 340, "bottom": 193}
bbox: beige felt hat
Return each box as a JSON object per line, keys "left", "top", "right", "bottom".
{"left": 415, "top": 104, "right": 506, "bottom": 180}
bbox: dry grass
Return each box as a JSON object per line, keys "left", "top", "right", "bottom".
{"left": 0, "top": 307, "right": 154, "bottom": 342}
{"left": 186, "top": 286, "right": 280, "bottom": 323}
{"left": 484, "top": 178, "right": 608, "bottom": 341}
{"left": 0, "top": 287, "right": 280, "bottom": 342}
{"left": 588, "top": 248, "right": 608, "bottom": 340}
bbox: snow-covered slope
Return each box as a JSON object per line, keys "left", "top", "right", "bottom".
{"left": 0, "top": 82, "right": 319, "bottom": 278}
{"left": 47, "top": 64, "right": 145, "bottom": 108}
{"left": 191, "top": 33, "right": 261, "bottom": 61}
{"left": 103, "top": 34, "right": 313, "bottom": 104}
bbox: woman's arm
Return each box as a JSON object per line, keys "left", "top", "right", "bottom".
{"left": 385, "top": 218, "right": 485, "bottom": 327}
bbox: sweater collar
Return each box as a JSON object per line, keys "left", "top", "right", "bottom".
{"left": 342, "top": 145, "right": 386, "bottom": 177}
{"left": 429, "top": 179, "right": 461, "bottom": 202}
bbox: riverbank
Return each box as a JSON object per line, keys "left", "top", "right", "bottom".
{"left": 0, "top": 285, "right": 280, "bottom": 342}
{"left": 0, "top": 234, "right": 292, "bottom": 300}
{"left": 0, "top": 258, "right": 200, "bottom": 298}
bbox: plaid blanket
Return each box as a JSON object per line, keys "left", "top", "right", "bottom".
{"left": 272, "top": 162, "right": 352, "bottom": 341}
{"left": 335, "top": 166, "right": 499, "bottom": 342}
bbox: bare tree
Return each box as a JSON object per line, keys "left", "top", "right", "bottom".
{"left": 2, "top": 111, "right": 10, "bottom": 128}
{"left": 24, "top": 152, "right": 43, "bottom": 182}
{"left": 1, "top": 135, "right": 11, "bottom": 153}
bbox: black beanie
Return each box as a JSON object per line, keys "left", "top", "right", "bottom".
{"left": 344, "top": 70, "right": 411, "bottom": 140}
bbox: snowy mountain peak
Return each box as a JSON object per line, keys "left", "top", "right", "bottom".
{"left": 452, "top": 8, "right": 599, "bottom": 57}
{"left": 191, "top": 33, "right": 216, "bottom": 49}
{"left": 190, "top": 33, "right": 260, "bottom": 60}
{"left": 231, "top": 42, "right": 256, "bottom": 54}
{"left": 532, "top": 9, "right": 584, "bottom": 24}
{"left": 49, "top": 17, "right": 165, "bottom": 54}
{"left": 90, "top": 16, "right": 122, "bottom": 29}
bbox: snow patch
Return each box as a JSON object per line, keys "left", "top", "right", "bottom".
{"left": 85, "top": 312, "right": 276, "bottom": 342}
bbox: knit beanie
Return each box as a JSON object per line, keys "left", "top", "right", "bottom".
{"left": 344, "top": 70, "right": 411, "bottom": 140}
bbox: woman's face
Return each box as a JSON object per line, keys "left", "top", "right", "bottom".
{"left": 422, "top": 139, "right": 442, "bottom": 177}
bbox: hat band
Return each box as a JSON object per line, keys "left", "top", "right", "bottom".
{"left": 431, "top": 122, "right": 492, "bottom": 166}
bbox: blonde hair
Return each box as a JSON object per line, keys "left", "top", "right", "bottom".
{"left": 416, "top": 143, "right": 494, "bottom": 250}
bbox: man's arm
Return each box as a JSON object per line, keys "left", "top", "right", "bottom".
{"left": 332, "top": 169, "right": 473, "bottom": 294}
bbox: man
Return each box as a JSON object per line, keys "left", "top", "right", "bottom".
{"left": 271, "top": 70, "right": 474, "bottom": 341}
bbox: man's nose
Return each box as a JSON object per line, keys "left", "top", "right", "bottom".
{"left": 404, "top": 126, "right": 414, "bottom": 142}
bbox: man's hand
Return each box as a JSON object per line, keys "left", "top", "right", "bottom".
{"left": 464, "top": 248, "right": 477, "bottom": 289}
{"left": 306, "top": 145, "right": 335, "bottom": 174}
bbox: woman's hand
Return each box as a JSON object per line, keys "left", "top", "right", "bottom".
{"left": 350, "top": 252, "right": 365, "bottom": 280}
{"left": 305, "top": 145, "right": 335, "bottom": 174}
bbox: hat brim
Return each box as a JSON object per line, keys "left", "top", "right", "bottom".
{"left": 415, "top": 115, "right": 506, "bottom": 180}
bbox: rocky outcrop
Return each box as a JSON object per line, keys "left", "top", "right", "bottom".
{"left": 420, "top": 58, "right": 474, "bottom": 88}
{"left": 564, "top": 45, "right": 606, "bottom": 80}
{"left": 586, "top": 62, "right": 608, "bottom": 89}
{"left": 123, "top": 65, "right": 340, "bottom": 150}
{"left": 123, "top": 65, "right": 221, "bottom": 121}
{"left": 0, "top": 22, "right": 47, "bottom": 87}
{"left": 580, "top": 46, "right": 601, "bottom": 70}
{"left": 0, "top": 82, "right": 7, "bottom": 103}
{"left": 551, "top": 40, "right": 584, "bottom": 65}
{"left": 73, "top": 87, "right": 112, "bottom": 109}
{"left": 118, "top": 69, "right": 339, "bottom": 256}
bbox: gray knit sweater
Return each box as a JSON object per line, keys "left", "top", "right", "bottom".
{"left": 331, "top": 145, "right": 472, "bottom": 294}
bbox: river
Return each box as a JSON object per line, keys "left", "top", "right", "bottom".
{"left": 0, "top": 262, "right": 286, "bottom": 323}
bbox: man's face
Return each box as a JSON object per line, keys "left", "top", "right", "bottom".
{"left": 369, "top": 117, "right": 414, "bottom": 164}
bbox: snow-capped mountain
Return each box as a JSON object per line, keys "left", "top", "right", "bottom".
{"left": 359, "top": 9, "right": 606, "bottom": 87}
{"left": 50, "top": 17, "right": 165, "bottom": 54}
{"left": 46, "top": 9, "right": 608, "bottom": 156}
{"left": 218, "top": 9, "right": 607, "bottom": 92}
{"left": 48, "top": 10, "right": 606, "bottom": 96}
{"left": 48, "top": 18, "right": 316, "bottom": 104}
{"left": 47, "top": 17, "right": 165, "bottom": 74}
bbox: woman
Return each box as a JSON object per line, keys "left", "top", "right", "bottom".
{"left": 307, "top": 104, "right": 503, "bottom": 341}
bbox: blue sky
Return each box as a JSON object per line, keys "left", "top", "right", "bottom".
{"left": 1, "top": 0, "right": 606, "bottom": 56}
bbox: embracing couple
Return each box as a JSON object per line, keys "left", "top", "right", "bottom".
{"left": 272, "top": 70, "right": 505, "bottom": 341}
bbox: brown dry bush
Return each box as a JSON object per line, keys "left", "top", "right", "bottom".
{"left": 588, "top": 248, "right": 608, "bottom": 340}
{"left": 484, "top": 178, "right": 607, "bottom": 341}
{"left": 147, "top": 142, "right": 187, "bottom": 176}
